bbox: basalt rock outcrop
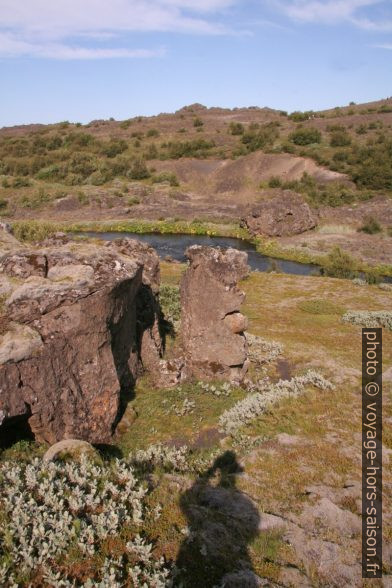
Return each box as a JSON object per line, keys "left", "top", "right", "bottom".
{"left": 241, "top": 191, "right": 317, "bottom": 237}
{"left": 180, "top": 246, "right": 249, "bottom": 382}
{"left": 0, "top": 236, "right": 162, "bottom": 445}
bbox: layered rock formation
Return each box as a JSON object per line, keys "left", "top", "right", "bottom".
{"left": 180, "top": 246, "right": 249, "bottom": 382}
{"left": 241, "top": 191, "right": 317, "bottom": 237}
{"left": 0, "top": 235, "right": 161, "bottom": 445}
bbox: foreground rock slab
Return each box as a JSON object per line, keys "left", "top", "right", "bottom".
{"left": 180, "top": 246, "right": 249, "bottom": 382}
{"left": 0, "top": 237, "right": 161, "bottom": 445}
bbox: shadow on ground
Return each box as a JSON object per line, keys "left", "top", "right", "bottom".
{"left": 176, "top": 450, "right": 260, "bottom": 587}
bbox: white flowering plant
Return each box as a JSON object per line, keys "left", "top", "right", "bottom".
{"left": 342, "top": 310, "right": 392, "bottom": 331}
{"left": 218, "top": 370, "right": 334, "bottom": 434}
{"left": 0, "top": 455, "right": 172, "bottom": 587}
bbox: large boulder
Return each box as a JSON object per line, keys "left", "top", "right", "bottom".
{"left": 0, "top": 237, "right": 162, "bottom": 445}
{"left": 242, "top": 191, "right": 317, "bottom": 237}
{"left": 180, "top": 246, "right": 249, "bottom": 382}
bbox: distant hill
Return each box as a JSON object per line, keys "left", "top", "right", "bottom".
{"left": 0, "top": 97, "right": 391, "bottom": 221}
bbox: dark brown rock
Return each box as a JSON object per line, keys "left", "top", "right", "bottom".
{"left": 0, "top": 252, "right": 48, "bottom": 279}
{"left": 0, "top": 239, "right": 161, "bottom": 444}
{"left": 180, "top": 246, "right": 249, "bottom": 382}
{"left": 242, "top": 191, "right": 317, "bottom": 237}
{"left": 108, "top": 238, "right": 163, "bottom": 374}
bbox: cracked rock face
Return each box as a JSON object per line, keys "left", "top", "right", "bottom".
{"left": 180, "top": 246, "right": 249, "bottom": 382}
{"left": 241, "top": 191, "right": 317, "bottom": 237}
{"left": 0, "top": 237, "right": 161, "bottom": 445}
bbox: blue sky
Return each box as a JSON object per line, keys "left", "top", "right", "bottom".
{"left": 0, "top": 0, "right": 391, "bottom": 126}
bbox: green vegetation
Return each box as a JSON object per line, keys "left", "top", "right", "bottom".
{"left": 151, "top": 171, "right": 179, "bottom": 186}
{"left": 228, "top": 122, "right": 244, "bottom": 135}
{"left": 358, "top": 216, "right": 382, "bottom": 234}
{"left": 320, "top": 246, "right": 356, "bottom": 279}
{"left": 297, "top": 299, "right": 346, "bottom": 315}
{"left": 289, "top": 127, "right": 322, "bottom": 146}
{"left": 288, "top": 111, "right": 314, "bottom": 122}
{"left": 266, "top": 172, "right": 370, "bottom": 208}
{"left": 193, "top": 117, "right": 204, "bottom": 128}
{"left": 329, "top": 130, "right": 352, "bottom": 147}
{"left": 161, "top": 138, "right": 215, "bottom": 159}
{"left": 241, "top": 122, "right": 280, "bottom": 153}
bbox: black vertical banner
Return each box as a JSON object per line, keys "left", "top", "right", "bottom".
{"left": 362, "top": 328, "right": 382, "bottom": 578}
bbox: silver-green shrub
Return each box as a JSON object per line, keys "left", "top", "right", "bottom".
{"left": 342, "top": 310, "right": 392, "bottom": 331}
{"left": 218, "top": 371, "right": 334, "bottom": 434}
{"left": 245, "top": 333, "right": 283, "bottom": 365}
{"left": 0, "top": 456, "right": 171, "bottom": 586}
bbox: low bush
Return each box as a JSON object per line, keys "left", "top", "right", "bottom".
{"left": 241, "top": 123, "right": 280, "bottom": 153}
{"left": 330, "top": 130, "right": 351, "bottom": 147}
{"left": 267, "top": 176, "right": 282, "bottom": 188}
{"left": 298, "top": 299, "right": 346, "bottom": 315}
{"left": 342, "top": 311, "right": 392, "bottom": 331}
{"left": 358, "top": 217, "right": 382, "bottom": 234}
{"left": 219, "top": 371, "right": 334, "bottom": 434}
{"left": 289, "top": 127, "right": 321, "bottom": 146}
{"left": 12, "top": 220, "right": 59, "bottom": 242}
{"left": 0, "top": 456, "right": 172, "bottom": 586}
{"left": 228, "top": 122, "right": 244, "bottom": 135}
{"left": 151, "top": 171, "right": 179, "bottom": 187}
{"left": 146, "top": 128, "right": 159, "bottom": 137}
{"left": 128, "top": 158, "right": 150, "bottom": 180}
{"left": 321, "top": 246, "right": 357, "bottom": 279}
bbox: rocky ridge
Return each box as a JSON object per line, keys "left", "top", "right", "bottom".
{"left": 0, "top": 233, "right": 249, "bottom": 445}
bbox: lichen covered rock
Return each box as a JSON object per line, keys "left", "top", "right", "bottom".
{"left": 242, "top": 191, "right": 317, "bottom": 237}
{"left": 0, "top": 237, "right": 161, "bottom": 444}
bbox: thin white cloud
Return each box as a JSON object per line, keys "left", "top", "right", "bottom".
{"left": 374, "top": 42, "right": 392, "bottom": 48}
{"left": 0, "top": 0, "right": 236, "bottom": 59}
{"left": 0, "top": 32, "right": 165, "bottom": 59}
{"left": 275, "top": 0, "right": 391, "bottom": 30}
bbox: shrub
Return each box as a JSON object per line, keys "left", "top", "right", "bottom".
{"left": 193, "top": 117, "right": 204, "bottom": 127}
{"left": 358, "top": 217, "right": 382, "bottom": 234}
{"left": 101, "top": 139, "right": 128, "bottom": 158}
{"left": 267, "top": 176, "right": 282, "bottom": 188}
{"left": 145, "top": 144, "right": 159, "bottom": 160}
{"left": 228, "top": 122, "right": 244, "bottom": 135}
{"left": 12, "top": 176, "right": 31, "bottom": 188}
{"left": 164, "top": 139, "right": 215, "bottom": 159}
{"left": 321, "top": 246, "right": 356, "bottom": 279}
{"left": 330, "top": 131, "right": 351, "bottom": 147}
{"left": 342, "top": 311, "right": 392, "bottom": 331}
{"left": 241, "top": 123, "right": 280, "bottom": 152}
{"left": 151, "top": 171, "right": 179, "bottom": 187}
{"left": 365, "top": 268, "right": 382, "bottom": 285}
{"left": 0, "top": 198, "right": 8, "bottom": 210}
{"left": 159, "top": 284, "right": 181, "bottom": 333}
{"left": 0, "top": 456, "right": 172, "bottom": 586}
{"left": 12, "top": 220, "right": 58, "bottom": 242}
{"left": 288, "top": 111, "right": 313, "bottom": 122}
{"left": 298, "top": 299, "right": 346, "bottom": 315}
{"left": 219, "top": 371, "right": 334, "bottom": 434}
{"left": 88, "top": 170, "right": 109, "bottom": 185}
{"left": 120, "top": 119, "right": 132, "bottom": 129}
{"left": 128, "top": 158, "right": 150, "bottom": 180}
{"left": 146, "top": 128, "right": 159, "bottom": 137}
{"left": 289, "top": 127, "right": 321, "bottom": 146}
{"left": 127, "top": 196, "right": 140, "bottom": 206}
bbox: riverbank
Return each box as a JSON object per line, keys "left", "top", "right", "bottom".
{"left": 9, "top": 218, "right": 392, "bottom": 280}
